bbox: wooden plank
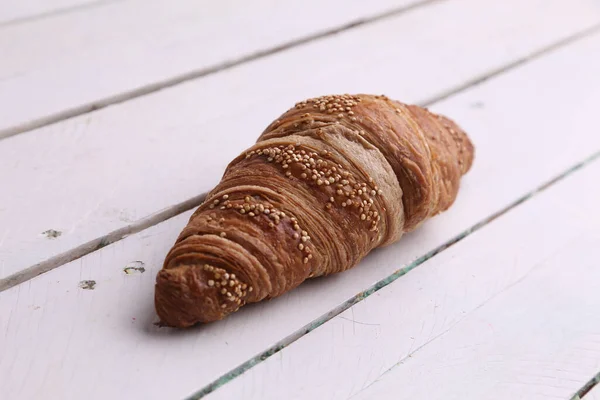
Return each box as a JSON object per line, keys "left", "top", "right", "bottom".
{"left": 210, "top": 148, "right": 600, "bottom": 400}
{"left": 0, "top": 0, "right": 110, "bottom": 26}
{"left": 0, "top": 0, "right": 423, "bottom": 138}
{"left": 2, "top": 0, "right": 600, "bottom": 287}
{"left": 2, "top": 25, "right": 600, "bottom": 400}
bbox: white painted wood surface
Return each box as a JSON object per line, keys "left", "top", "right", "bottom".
{"left": 211, "top": 145, "right": 600, "bottom": 400}
{"left": 3, "top": 26, "right": 600, "bottom": 400}
{"left": 0, "top": 0, "right": 110, "bottom": 25}
{"left": 0, "top": 0, "right": 423, "bottom": 138}
{"left": 2, "top": 0, "right": 600, "bottom": 286}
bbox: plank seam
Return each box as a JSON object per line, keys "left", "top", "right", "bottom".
{"left": 420, "top": 22, "right": 600, "bottom": 106}
{"left": 0, "top": 193, "right": 205, "bottom": 292}
{"left": 348, "top": 252, "right": 549, "bottom": 399}
{"left": 0, "top": 0, "right": 122, "bottom": 28}
{"left": 571, "top": 371, "right": 600, "bottom": 399}
{"left": 2, "top": 21, "right": 599, "bottom": 292}
{"left": 185, "top": 150, "right": 600, "bottom": 400}
{"left": 0, "top": 0, "right": 441, "bottom": 141}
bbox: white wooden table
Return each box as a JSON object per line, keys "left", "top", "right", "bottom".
{"left": 2, "top": 1, "right": 600, "bottom": 399}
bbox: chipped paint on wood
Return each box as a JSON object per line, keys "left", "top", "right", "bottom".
{"left": 41, "top": 229, "right": 61, "bottom": 239}
{"left": 78, "top": 280, "right": 96, "bottom": 290}
{"left": 123, "top": 261, "right": 146, "bottom": 275}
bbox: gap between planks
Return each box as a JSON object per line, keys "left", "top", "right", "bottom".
{"left": 0, "top": 0, "right": 440, "bottom": 141}
{"left": 419, "top": 22, "right": 600, "bottom": 106}
{"left": 188, "top": 149, "right": 600, "bottom": 400}
{"left": 572, "top": 371, "right": 600, "bottom": 400}
{"left": 1, "top": 20, "right": 599, "bottom": 293}
{"left": 0, "top": 0, "right": 121, "bottom": 28}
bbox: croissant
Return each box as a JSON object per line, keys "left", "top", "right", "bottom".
{"left": 155, "top": 94, "right": 474, "bottom": 328}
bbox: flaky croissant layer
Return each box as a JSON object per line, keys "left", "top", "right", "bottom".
{"left": 155, "top": 94, "right": 474, "bottom": 327}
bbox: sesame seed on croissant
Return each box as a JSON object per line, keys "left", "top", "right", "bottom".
{"left": 155, "top": 94, "right": 474, "bottom": 328}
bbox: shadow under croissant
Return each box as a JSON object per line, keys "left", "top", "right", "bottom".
{"left": 146, "top": 228, "right": 425, "bottom": 334}
{"left": 144, "top": 272, "right": 343, "bottom": 334}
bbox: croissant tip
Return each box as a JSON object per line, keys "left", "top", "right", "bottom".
{"left": 437, "top": 114, "right": 475, "bottom": 175}
{"left": 154, "top": 267, "right": 210, "bottom": 328}
{"left": 155, "top": 264, "right": 246, "bottom": 328}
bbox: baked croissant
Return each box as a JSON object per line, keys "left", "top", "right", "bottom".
{"left": 155, "top": 94, "right": 474, "bottom": 328}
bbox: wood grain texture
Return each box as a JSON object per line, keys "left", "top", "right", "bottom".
{"left": 2, "top": 0, "right": 600, "bottom": 286}
{"left": 212, "top": 147, "right": 600, "bottom": 400}
{"left": 3, "top": 26, "right": 600, "bottom": 400}
{"left": 0, "top": 0, "right": 112, "bottom": 26}
{"left": 0, "top": 0, "right": 423, "bottom": 137}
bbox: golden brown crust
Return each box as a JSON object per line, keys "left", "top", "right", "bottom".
{"left": 155, "top": 94, "right": 474, "bottom": 327}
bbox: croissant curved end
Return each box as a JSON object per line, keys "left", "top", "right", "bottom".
{"left": 439, "top": 114, "right": 475, "bottom": 175}
{"left": 155, "top": 266, "right": 240, "bottom": 327}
